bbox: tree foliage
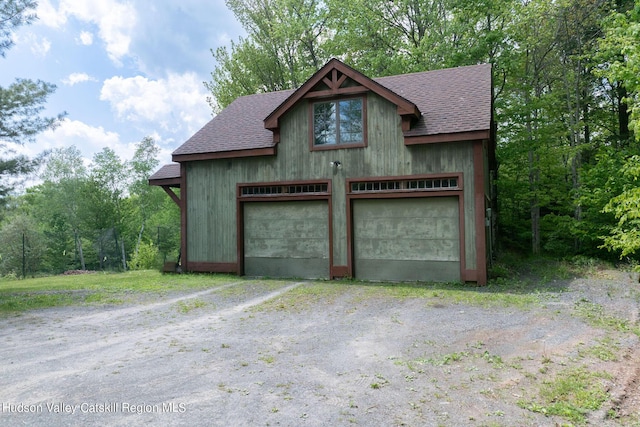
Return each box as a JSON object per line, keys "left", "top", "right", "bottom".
{"left": 600, "top": 155, "right": 640, "bottom": 258}
{"left": 0, "top": 137, "right": 180, "bottom": 276}
{"left": 0, "top": 0, "right": 65, "bottom": 204}
{"left": 205, "top": 0, "right": 640, "bottom": 264}
{"left": 205, "top": 0, "right": 331, "bottom": 110}
{"left": 0, "top": 213, "right": 45, "bottom": 277}
{"left": 0, "top": 0, "right": 36, "bottom": 57}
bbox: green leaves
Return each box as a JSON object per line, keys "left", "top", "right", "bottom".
{"left": 599, "top": 3, "right": 640, "bottom": 137}
{"left": 601, "top": 155, "right": 640, "bottom": 259}
{"left": 206, "top": 0, "right": 330, "bottom": 109}
{"left": 0, "top": 1, "right": 65, "bottom": 204}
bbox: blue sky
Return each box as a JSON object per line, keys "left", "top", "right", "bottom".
{"left": 1, "top": 0, "right": 245, "bottom": 176}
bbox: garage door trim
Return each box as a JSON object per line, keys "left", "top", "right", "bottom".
{"left": 346, "top": 174, "right": 465, "bottom": 281}
{"left": 237, "top": 179, "right": 332, "bottom": 276}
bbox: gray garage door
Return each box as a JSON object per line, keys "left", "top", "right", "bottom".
{"left": 244, "top": 200, "right": 329, "bottom": 279}
{"left": 353, "top": 197, "right": 460, "bottom": 282}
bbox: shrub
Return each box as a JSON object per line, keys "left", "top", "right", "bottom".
{"left": 128, "top": 241, "right": 161, "bottom": 270}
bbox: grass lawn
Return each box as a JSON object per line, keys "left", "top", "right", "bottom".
{"left": 0, "top": 256, "right": 613, "bottom": 316}
{"left": 0, "top": 271, "right": 240, "bottom": 314}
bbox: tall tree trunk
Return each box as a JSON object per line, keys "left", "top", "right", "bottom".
{"left": 136, "top": 221, "right": 145, "bottom": 256}
{"left": 617, "top": 84, "right": 630, "bottom": 143}
{"left": 121, "top": 240, "right": 127, "bottom": 271}
{"left": 74, "top": 230, "right": 85, "bottom": 270}
{"left": 525, "top": 82, "right": 541, "bottom": 255}
{"left": 529, "top": 148, "right": 541, "bottom": 254}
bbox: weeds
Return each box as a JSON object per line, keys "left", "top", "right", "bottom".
{"left": 175, "top": 298, "right": 208, "bottom": 314}
{"left": 578, "top": 337, "right": 619, "bottom": 362}
{"left": 573, "top": 299, "right": 639, "bottom": 336}
{"left": 518, "top": 366, "right": 611, "bottom": 424}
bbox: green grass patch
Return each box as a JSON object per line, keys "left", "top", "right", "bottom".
{"left": 0, "top": 292, "right": 77, "bottom": 312}
{"left": 573, "top": 299, "right": 640, "bottom": 335}
{"left": 253, "top": 275, "right": 559, "bottom": 313}
{"left": 250, "top": 281, "right": 344, "bottom": 312}
{"left": 347, "top": 278, "right": 550, "bottom": 310}
{"left": 0, "top": 271, "right": 239, "bottom": 314}
{"left": 518, "top": 366, "right": 612, "bottom": 425}
{"left": 578, "top": 337, "right": 619, "bottom": 362}
{"left": 174, "top": 298, "right": 208, "bottom": 313}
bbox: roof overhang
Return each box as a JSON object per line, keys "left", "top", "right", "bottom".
{"left": 148, "top": 177, "right": 181, "bottom": 187}
{"left": 264, "top": 58, "right": 420, "bottom": 141}
{"left": 172, "top": 146, "right": 277, "bottom": 163}
{"left": 404, "top": 129, "right": 491, "bottom": 145}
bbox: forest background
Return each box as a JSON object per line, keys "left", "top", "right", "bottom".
{"left": 1, "top": 0, "right": 640, "bottom": 277}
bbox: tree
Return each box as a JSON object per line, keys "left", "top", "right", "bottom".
{"left": 600, "top": 1, "right": 640, "bottom": 138}
{"left": 0, "top": 213, "right": 45, "bottom": 277}
{"left": 128, "top": 136, "right": 161, "bottom": 256}
{"left": 87, "top": 148, "right": 128, "bottom": 270}
{"left": 0, "top": 0, "right": 65, "bottom": 204}
{"left": 597, "top": 3, "right": 640, "bottom": 262}
{"left": 601, "top": 155, "right": 640, "bottom": 260}
{"left": 205, "top": 0, "right": 331, "bottom": 110}
{"left": 0, "top": 0, "right": 36, "bottom": 56}
{"left": 39, "top": 146, "right": 88, "bottom": 270}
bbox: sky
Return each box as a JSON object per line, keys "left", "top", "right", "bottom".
{"left": 2, "top": 0, "right": 245, "bottom": 180}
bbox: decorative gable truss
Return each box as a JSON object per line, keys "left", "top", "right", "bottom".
{"left": 264, "top": 59, "right": 421, "bottom": 143}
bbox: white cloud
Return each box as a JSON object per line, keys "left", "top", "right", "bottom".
{"left": 78, "top": 31, "right": 94, "bottom": 46}
{"left": 13, "top": 119, "right": 137, "bottom": 166}
{"left": 36, "top": 0, "right": 68, "bottom": 28}
{"left": 100, "top": 72, "right": 210, "bottom": 135}
{"left": 62, "top": 72, "right": 97, "bottom": 86}
{"left": 37, "top": 0, "right": 137, "bottom": 65}
{"left": 19, "top": 33, "right": 52, "bottom": 57}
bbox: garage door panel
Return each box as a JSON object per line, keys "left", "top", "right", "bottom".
{"left": 356, "top": 217, "right": 458, "bottom": 241}
{"left": 355, "top": 199, "right": 458, "bottom": 219}
{"left": 356, "top": 260, "right": 460, "bottom": 282}
{"left": 244, "top": 200, "right": 329, "bottom": 279}
{"left": 244, "top": 237, "right": 328, "bottom": 258}
{"left": 355, "top": 238, "right": 458, "bottom": 261}
{"left": 243, "top": 257, "right": 328, "bottom": 279}
{"left": 245, "top": 218, "right": 328, "bottom": 239}
{"left": 253, "top": 203, "right": 328, "bottom": 219}
{"left": 353, "top": 197, "right": 460, "bottom": 282}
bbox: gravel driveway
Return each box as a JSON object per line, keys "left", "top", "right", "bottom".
{"left": 1, "top": 270, "right": 639, "bottom": 426}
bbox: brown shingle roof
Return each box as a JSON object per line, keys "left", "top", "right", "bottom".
{"left": 173, "top": 90, "right": 294, "bottom": 157}
{"left": 376, "top": 63, "right": 492, "bottom": 137}
{"left": 172, "top": 61, "right": 491, "bottom": 159}
{"left": 149, "top": 163, "right": 180, "bottom": 181}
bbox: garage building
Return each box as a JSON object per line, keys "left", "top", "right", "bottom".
{"left": 150, "top": 58, "right": 496, "bottom": 284}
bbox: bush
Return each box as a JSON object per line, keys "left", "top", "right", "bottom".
{"left": 128, "top": 241, "right": 161, "bottom": 270}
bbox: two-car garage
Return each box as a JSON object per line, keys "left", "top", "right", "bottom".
{"left": 242, "top": 193, "right": 462, "bottom": 282}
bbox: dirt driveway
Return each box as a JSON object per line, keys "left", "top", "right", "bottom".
{"left": 1, "top": 270, "right": 639, "bottom": 426}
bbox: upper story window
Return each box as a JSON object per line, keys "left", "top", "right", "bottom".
{"left": 312, "top": 97, "right": 366, "bottom": 149}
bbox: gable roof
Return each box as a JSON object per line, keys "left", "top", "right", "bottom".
{"left": 172, "top": 60, "right": 492, "bottom": 161}
{"left": 264, "top": 58, "right": 420, "bottom": 135}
